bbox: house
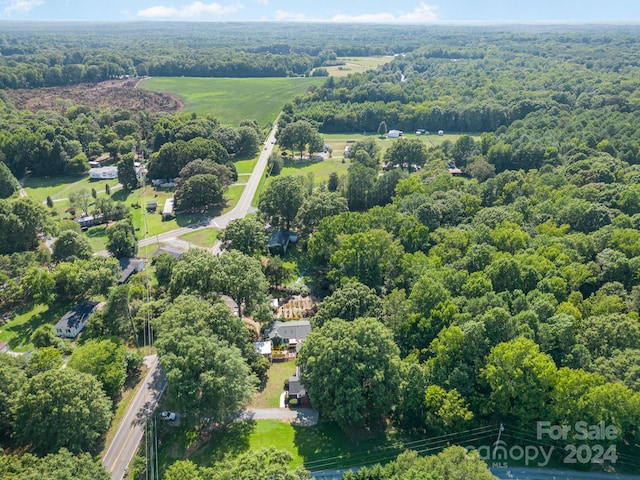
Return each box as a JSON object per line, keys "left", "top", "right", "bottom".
{"left": 267, "top": 320, "right": 311, "bottom": 351}
{"left": 287, "top": 365, "right": 310, "bottom": 405}
{"left": 0, "top": 341, "right": 9, "bottom": 354}
{"left": 162, "top": 198, "right": 175, "bottom": 220}
{"left": 253, "top": 340, "right": 272, "bottom": 359}
{"left": 448, "top": 165, "right": 463, "bottom": 176}
{"left": 76, "top": 213, "right": 105, "bottom": 229}
{"left": 268, "top": 229, "right": 298, "bottom": 255}
{"left": 54, "top": 301, "right": 100, "bottom": 338}
{"left": 416, "top": 129, "right": 428, "bottom": 135}
{"left": 388, "top": 129, "right": 403, "bottom": 138}
{"left": 153, "top": 246, "right": 185, "bottom": 260}
{"left": 118, "top": 258, "right": 145, "bottom": 284}
{"left": 88, "top": 160, "right": 101, "bottom": 168}
{"left": 89, "top": 166, "right": 118, "bottom": 180}
{"left": 146, "top": 200, "right": 158, "bottom": 212}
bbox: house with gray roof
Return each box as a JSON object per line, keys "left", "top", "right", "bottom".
{"left": 54, "top": 301, "right": 100, "bottom": 338}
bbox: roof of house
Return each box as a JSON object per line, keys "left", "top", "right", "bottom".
{"left": 54, "top": 301, "right": 99, "bottom": 332}
{"left": 267, "top": 320, "right": 312, "bottom": 341}
{"left": 0, "top": 341, "right": 9, "bottom": 351}
{"left": 268, "top": 229, "right": 297, "bottom": 248}
{"left": 119, "top": 258, "right": 145, "bottom": 283}
{"left": 289, "top": 366, "right": 306, "bottom": 396}
{"left": 153, "top": 246, "right": 185, "bottom": 260}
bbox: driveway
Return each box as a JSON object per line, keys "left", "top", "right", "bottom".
{"left": 239, "top": 408, "right": 319, "bottom": 426}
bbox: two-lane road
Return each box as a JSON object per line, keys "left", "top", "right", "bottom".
{"left": 102, "top": 355, "right": 165, "bottom": 480}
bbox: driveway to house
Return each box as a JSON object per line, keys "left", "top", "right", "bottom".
{"left": 238, "top": 407, "right": 319, "bottom": 426}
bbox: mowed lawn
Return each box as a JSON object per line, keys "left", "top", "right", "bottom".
{"left": 251, "top": 360, "right": 297, "bottom": 408}
{"left": 138, "top": 77, "right": 325, "bottom": 126}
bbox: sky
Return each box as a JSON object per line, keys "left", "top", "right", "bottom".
{"left": 1, "top": 0, "right": 640, "bottom": 23}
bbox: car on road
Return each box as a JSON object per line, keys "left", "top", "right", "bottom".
{"left": 160, "top": 411, "right": 176, "bottom": 421}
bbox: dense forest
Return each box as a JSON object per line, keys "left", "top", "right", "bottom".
{"left": 1, "top": 23, "right": 640, "bottom": 479}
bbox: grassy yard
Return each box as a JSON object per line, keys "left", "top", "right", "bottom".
{"left": 234, "top": 158, "right": 258, "bottom": 175}
{"left": 155, "top": 417, "right": 407, "bottom": 477}
{"left": 0, "top": 303, "right": 70, "bottom": 352}
{"left": 177, "top": 228, "right": 218, "bottom": 249}
{"left": 138, "top": 77, "right": 324, "bottom": 126}
{"left": 251, "top": 360, "right": 297, "bottom": 408}
{"left": 319, "top": 56, "right": 394, "bottom": 77}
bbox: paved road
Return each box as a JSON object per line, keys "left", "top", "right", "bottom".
{"left": 239, "top": 407, "right": 319, "bottom": 426}
{"left": 101, "top": 355, "right": 166, "bottom": 480}
{"left": 138, "top": 122, "right": 277, "bottom": 253}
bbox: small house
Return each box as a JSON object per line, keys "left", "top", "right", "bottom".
{"left": 54, "top": 301, "right": 100, "bottom": 338}
{"left": 118, "top": 258, "right": 145, "bottom": 284}
{"left": 388, "top": 129, "right": 403, "bottom": 138}
{"left": 89, "top": 166, "right": 118, "bottom": 180}
{"left": 146, "top": 200, "right": 158, "bottom": 212}
{"left": 162, "top": 198, "right": 175, "bottom": 221}
{"left": 448, "top": 165, "right": 463, "bottom": 176}
{"left": 268, "top": 229, "right": 298, "bottom": 255}
{"left": 0, "top": 341, "right": 9, "bottom": 354}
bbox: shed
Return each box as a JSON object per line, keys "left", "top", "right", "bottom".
{"left": 287, "top": 365, "right": 310, "bottom": 405}
{"left": 438, "top": 130, "right": 444, "bottom": 136}
{"left": 89, "top": 166, "right": 118, "bottom": 180}
{"left": 54, "top": 301, "right": 100, "bottom": 338}
{"left": 146, "top": 200, "right": 158, "bottom": 212}
{"left": 162, "top": 198, "right": 175, "bottom": 220}
{"left": 118, "top": 258, "right": 145, "bottom": 284}
{"left": 388, "top": 129, "right": 403, "bottom": 138}
{"left": 0, "top": 341, "right": 9, "bottom": 354}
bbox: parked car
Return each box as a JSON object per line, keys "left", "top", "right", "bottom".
{"left": 160, "top": 411, "right": 176, "bottom": 421}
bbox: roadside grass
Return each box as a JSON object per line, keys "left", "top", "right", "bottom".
{"left": 223, "top": 185, "right": 245, "bottom": 214}
{"left": 100, "top": 366, "right": 147, "bottom": 457}
{"left": 251, "top": 360, "right": 297, "bottom": 408}
{"left": 320, "top": 56, "right": 394, "bottom": 77}
{"left": 155, "top": 416, "right": 406, "bottom": 478}
{"left": 178, "top": 228, "right": 218, "bottom": 248}
{"left": 234, "top": 158, "right": 258, "bottom": 175}
{"left": 0, "top": 303, "right": 70, "bottom": 352}
{"left": 138, "top": 77, "right": 324, "bottom": 126}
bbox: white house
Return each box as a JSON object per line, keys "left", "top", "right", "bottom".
{"left": 162, "top": 198, "right": 175, "bottom": 220}
{"left": 88, "top": 166, "right": 118, "bottom": 180}
{"left": 54, "top": 301, "right": 100, "bottom": 338}
{"left": 388, "top": 129, "right": 403, "bottom": 138}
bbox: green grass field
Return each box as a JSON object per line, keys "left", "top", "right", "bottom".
{"left": 138, "top": 77, "right": 324, "bottom": 126}
{"left": 0, "top": 303, "right": 70, "bottom": 352}
{"left": 177, "top": 228, "right": 218, "bottom": 248}
{"left": 320, "top": 56, "right": 394, "bottom": 77}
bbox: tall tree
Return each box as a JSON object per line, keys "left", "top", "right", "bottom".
{"left": 117, "top": 152, "right": 138, "bottom": 190}
{"left": 52, "top": 230, "right": 93, "bottom": 262}
{"left": 295, "top": 190, "right": 348, "bottom": 237}
{"left": 298, "top": 318, "right": 401, "bottom": 428}
{"left": 219, "top": 217, "right": 266, "bottom": 255}
{"left": 383, "top": 138, "right": 428, "bottom": 172}
{"left": 0, "top": 161, "right": 20, "bottom": 199}
{"left": 68, "top": 338, "right": 127, "bottom": 398}
{"left": 175, "top": 173, "right": 224, "bottom": 211}
{"left": 278, "top": 120, "right": 320, "bottom": 159}
{"left": 106, "top": 218, "right": 138, "bottom": 259}
{"left": 0, "top": 354, "right": 26, "bottom": 437}
{"left": 0, "top": 449, "right": 110, "bottom": 480}
{"left": 312, "top": 281, "right": 383, "bottom": 328}
{"left": 258, "top": 176, "right": 306, "bottom": 229}
{"left": 13, "top": 368, "right": 112, "bottom": 454}
{"left": 216, "top": 250, "right": 268, "bottom": 317}
{"left": 0, "top": 198, "right": 54, "bottom": 254}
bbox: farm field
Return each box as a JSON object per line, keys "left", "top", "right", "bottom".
{"left": 138, "top": 77, "right": 325, "bottom": 126}
{"left": 319, "top": 56, "right": 394, "bottom": 77}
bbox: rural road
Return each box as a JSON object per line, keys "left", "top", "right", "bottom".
{"left": 138, "top": 121, "right": 277, "bottom": 252}
{"left": 99, "top": 123, "right": 278, "bottom": 477}
{"left": 101, "top": 355, "right": 166, "bottom": 480}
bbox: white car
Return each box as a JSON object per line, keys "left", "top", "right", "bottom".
{"left": 160, "top": 411, "right": 177, "bottom": 421}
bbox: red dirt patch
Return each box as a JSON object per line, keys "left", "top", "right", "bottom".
{"left": 5, "top": 78, "right": 181, "bottom": 113}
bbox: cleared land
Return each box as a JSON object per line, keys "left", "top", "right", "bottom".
{"left": 319, "top": 56, "right": 394, "bottom": 77}
{"left": 138, "top": 77, "right": 325, "bottom": 126}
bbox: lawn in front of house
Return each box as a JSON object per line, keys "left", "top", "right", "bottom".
{"left": 177, "top": 228, "right": 219, "bottom": 249}
{"left": 0, "top": 303, "right": 70, "bottom": 352}
{"left": 251, "top": 360, "right": 297, "bottom": 409}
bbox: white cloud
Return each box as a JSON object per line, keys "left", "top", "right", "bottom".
{"left": 274, "top": 9, "right": 313, "bottom": 22}
{"left": 332, "top": 2, "right": 438, "bottom": 24}
{"left": 138, "top": 1, "right": 242, "bottom": 19}
{"left": 4, "top": 0, "right": 44, "bottom": 15}
{"left": 253, "top": 0, "right": 267, "bottom": 5}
